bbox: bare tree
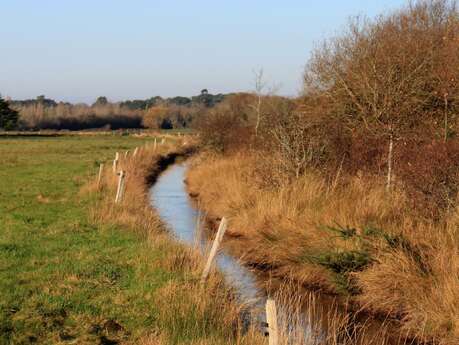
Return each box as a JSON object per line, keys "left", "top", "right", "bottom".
{"left": 268, "top": 97, "right": 328, "bottom": 179}
{"left": 251, "top": 68, "right": 267, "bottom": 137}
{"left": 271, "top": 112, "right": 315, "bottom": 178}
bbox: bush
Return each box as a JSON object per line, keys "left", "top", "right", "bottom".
{"left": 195, "top": 94, "right": 254, "bottom": 152}
{"left": 305, "top": 0, "right": 459, "bottom": 139}
{"left": 395, "top": 139, "right": 459, "bottom": 216}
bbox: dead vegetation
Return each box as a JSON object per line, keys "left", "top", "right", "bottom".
{"left": 186, "top": 3, "right": 459, "bottom": 344}
{"left": 187, "top": 150, "right": 459, "bottom": 344}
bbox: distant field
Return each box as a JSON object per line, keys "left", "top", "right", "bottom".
{"left": 0, "top": 136, "right": 168, "bottom": 343}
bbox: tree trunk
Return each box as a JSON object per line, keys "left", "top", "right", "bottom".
{"left": 254, "top": 94, "right": 261, "bottom": 137}
{"left": 386, "top": 133, "right": 393, "bottom": 192}
{"left": 253, "top": 69, "right": 264, "bottom": 137}
{"left": 444, "top": 94, "right": 449, "bottom": 143}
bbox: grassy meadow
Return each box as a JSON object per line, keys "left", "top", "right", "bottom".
{"left": 0, "top": 135, "right": 262, "bottom": 345}
{"left": 0, "top": 135, "right": 157, "bottom": 343}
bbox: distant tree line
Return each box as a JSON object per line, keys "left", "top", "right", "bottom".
{"left": 10, "top": 95, "right": 59, "bottom": 108}
{"left": 6, "top": 89, "right": 227, "bottom": 131}
{"left": 119, "top": 90, "right": 225, "bottom": 110}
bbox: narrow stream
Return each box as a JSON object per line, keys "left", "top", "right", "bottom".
{"left": 149, "top": 162, "right": 263, "bottom": 308}
{"left": 149, "top": 162, "right": 322, "bottom": 342}
{"left": 149, "top": 162, "right": 401, "bottom": 345}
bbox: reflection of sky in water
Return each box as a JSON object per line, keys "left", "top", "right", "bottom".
{"left": 149, "top": 163, "right": 262, "bottom": 305}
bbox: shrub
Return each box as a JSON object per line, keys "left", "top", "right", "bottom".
{"left": 300, "top": 0, "right": 459, "bottom": 194}
{"left": 395, "top": 139, "right": 459, "bottom": 216}
{"left": 195, "top": 94, "right": 254, "bottom": 153}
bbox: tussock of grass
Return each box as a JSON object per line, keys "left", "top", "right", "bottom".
{"left": 186, "top": 151, "right": 459, "bottom": 345}
{"left": 266, "top": 283, "right": 404, "bottom": 345}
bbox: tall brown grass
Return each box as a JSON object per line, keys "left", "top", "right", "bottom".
{"left": 265, "top": 283, "right": 406, "bottom": 345}
{"left": 186, "top": 151, "right": 459, "bottom": 345}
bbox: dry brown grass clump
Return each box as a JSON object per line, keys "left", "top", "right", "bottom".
{"left": 186, "top": 151, "right": 459, "bottom": 345}
{"left": 265, "top": 283, "right": 407, "bottom": 345}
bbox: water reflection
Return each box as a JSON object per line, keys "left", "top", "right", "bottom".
{"left": 149, "top": 163, "right": 263, "bottom": 306}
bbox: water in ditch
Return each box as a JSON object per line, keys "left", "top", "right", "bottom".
{"left": 148, "top": 162, "right": 397, "bottom": 345}
{"left": 149, "top": 162, "right": 263, "bottom": 308}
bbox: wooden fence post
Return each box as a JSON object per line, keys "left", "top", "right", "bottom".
{"left": 266, "top": 299, "right": 279, "bottom": 345}
{"left": 133, "top": 147, "right": 138, "bottom": 156}
{"left": 154, "top": 138, "right": 157, "bottom": 150}
{"left": 113, "top": 152, "right": 119, "bottom": 173}
{"left": 161, "top": 138, "right": 165, "bottom": 145}
{"left": 124, "top": 150, "right": 129, "bottom": 158}
{"left": 115, "top": 170, "right": 126, "bottom": 203}
{"left": 97, "top": 163, "right": 104, "bottom": 189}
{"left": 200, "top": 217, "right": 228, "bottom": 284}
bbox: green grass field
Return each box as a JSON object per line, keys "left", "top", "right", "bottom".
{"left": 0, "top": 135, "right": 175, "bottom": 344}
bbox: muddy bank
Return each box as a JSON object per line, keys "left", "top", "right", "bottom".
{"left": 144, "top": 146, "right": 196, "bottom": 186}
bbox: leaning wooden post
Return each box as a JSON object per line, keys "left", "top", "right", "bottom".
{"left": 113, "top": 152, "right": 119, "bottom": 173}
{"left": 133, "top": 147, "right": 138, "bottom": 156}
{"left": 97, "top": 163, "right": 104, "bottom": 189}
{"left": 124, "top": 150, "right": 129, "bottom": 158}
{"left": 266, "top": 299, "right": 279, "bottom": 345}
{"left": 200, "top": 217, "right": 228, "bottom": 284}
{"left": 115, "top": 170, "right": 126, "bottom": 203}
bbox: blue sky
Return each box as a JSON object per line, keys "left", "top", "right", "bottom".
{"left": 1, "top": 0, "right": 406, "bottom": 103}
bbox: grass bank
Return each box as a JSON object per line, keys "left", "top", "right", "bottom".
{"left": 0, "top": 135, "right": 262, "bottom": 344}
{"left": 186, "top": 151, "right": 459, "bottom": 345}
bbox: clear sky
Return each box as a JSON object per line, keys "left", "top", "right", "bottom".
{"left": 1, "top": 0, "right": 407, "bottom": 103}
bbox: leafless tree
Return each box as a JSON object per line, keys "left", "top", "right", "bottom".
{"left": 251, "top": 68, "right": 267, "bottom": 137}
